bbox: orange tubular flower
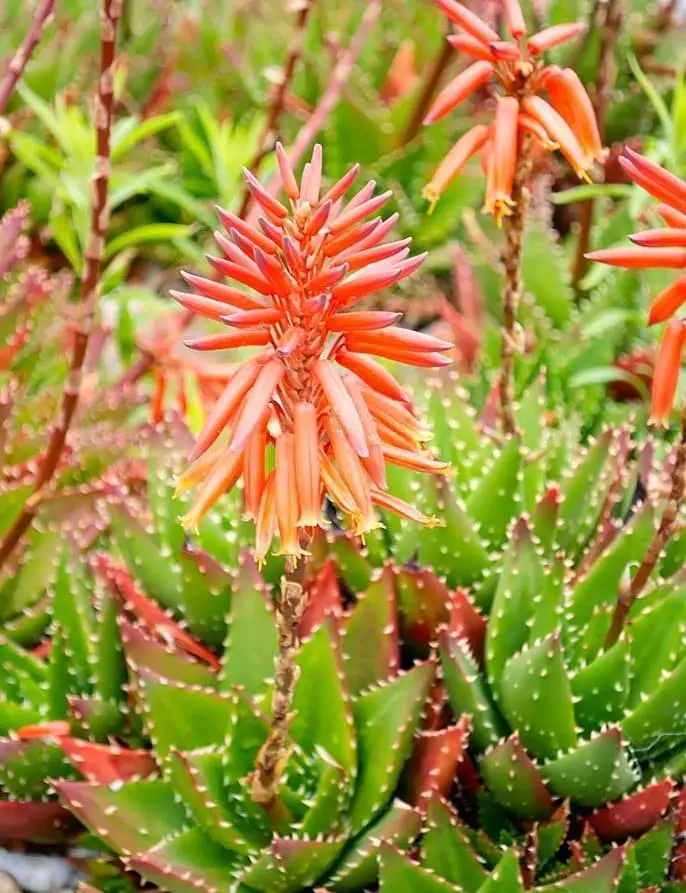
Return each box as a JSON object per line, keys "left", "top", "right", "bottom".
{"left": 423, "top": 0, "right": 604, "bottom": 213}
{"left": 587, "top": 150, "right": 686, "bottom": 424}
{"left": 173, "top": 144, "right": 449, "bottom": 559}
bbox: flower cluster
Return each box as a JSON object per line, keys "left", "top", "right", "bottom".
{"left": 172, "top": 144, "right": 451, "bottom": 560}
{"left": 423, "top": 0, "right": 605, "bottom": 221}
{"left": 587, "top": 149, "right": 686, "bottom": 425}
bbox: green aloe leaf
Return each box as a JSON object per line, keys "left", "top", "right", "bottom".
{"left": 237, "top": 836, "right": 347, "bottom": 893}
{"left": 518, "top": 372, "right": 547, "bottom": 512}
{"left": 109, "top": 504, "right": 183, "bottom": 611}
{"left": 311, "top": 532, "right": 376, "bottom": 594}
{"left": 622, "top": 653, "right": 686, "bottom": 757}
{"left": 327, "top": 800, "right": 421, "bottom": 892}
{"left": 527, "top": 559, "right": 565, "bottom": 644}
{"left": 291, "top": 620, "right": 356, "bottom": 781}
{"left": 420, "top": 797, "right": 488, "bottom": 892}
{"left": 388, "top": 475, "right": 491, "bottom": 590}
{"left": 486, "top": 517, "right": 545, "bottom": 687}
{"left": 440, "top": 630, "right": 506, "bottom": 751}
{"left": 342, "top": 565, "right": 399, "bottom": 695}
{"left": 617, "top": 820, "right": 673, "bottom": 891}
{"left": 349, "top": 661, "right": 433, "bottom": 833}
{"left": 128, "top": 827, "right": 248, "bottom": 893}
{"left": 564, "top": 506, "right": 655, "bottom": 667}
{"left": 538, "top": 847, "right": 625, "bottom": 891}
{"left": 52, "top": 545, "right": 97, "bottom": 694}
{"left": 55, "top": 778, "right": 188, "bottom": 854}
{"left": 627, "top": 590, "right": 686, "bottom": 708}
{"left": 0, "top": 740, "right": 75, "bottom": 799}
{"left": 541, "top": 728, "right": 637, "bottom": 808}
{"left": 379, "top": 845, "right": 464, "bottom": 892}
{"left": 475, "top": 849, "right": 524, "bottom": 893}
{"left": 220, "top": 553, "right": 277, "bottom": 701}
{"left": 425, "top": 371, "right": 483, "bottom": 483}
{"left": 480, "top": 735, "right": 554, "bottom": 821}
{"left": 169, "top": 748, "right": 270, "bottom": 853}
{"left": 92, "top": 589, "right": 126, "bottom": 704}
{"left": 300, "top": 750, "right": 348, "bottom": 838}
{"left": 570, "top": 640, "right": 631, "bottom": 734}
{"left": 137, "top": 670, "right": 234, "bottom": 759}
{"left": 120, "top": 618, "right": 217, "bottom": 688}
{"left": 394, "top": 565, "right": 452, "bottom": 657}
{"left": 556, "top": 430, "right": 613, "bottom": 557}
{"left": 530, "top": 487, "right": 561, "bottom": 556}
{"left": 499, "top": 634, "right": 577, "bottom": 761}
{"left": 466, "top": 438, "right": 522, "bottom": 549}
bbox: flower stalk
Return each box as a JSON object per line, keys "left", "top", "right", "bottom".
{"left": 0, "top": 0, "right": 121, "bottom": 571}
{"left": 499, "top": 147, "right": 532, "bottom": 436}
{"left": 0, "top": 0, "right": 55, "bottom": 116}
{"left": 251, "top": 558, "right": 307, "bottom": 809}
{"left": 605, "top": 414, "right": 686, "bottom": 648}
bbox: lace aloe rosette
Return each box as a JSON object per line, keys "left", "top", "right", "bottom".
{"left": 171, "top": 144, "right": 451, "bottom": 560}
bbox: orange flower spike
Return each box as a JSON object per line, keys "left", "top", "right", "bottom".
{"left": 370, "top": 488, "right": 441, "bottom": 527}
{"left": 502, "top": 0, "right": 526, "bottom": 39}
{"left": 484, "top": 96, "right": 519, "bottom": 224}
{"left": 274, "top": 434, "right": 301, "bottom": 556}
{"left": 624, "top": 148, "right": 686, "bottom": 215}
{"left": 433, "top": 0, "right": 500, "bottom": 44}
{"left": 647, "top": 276, "right": 686, "bottom": 325}
{"left": 526, "top": 22, "right": 586, "bottom": 55}
{"left": 181, "top": 449, "right": 243, "bottom": 531}
{"left": 423, "top": 124, "right": 491, "bottom": 209}
{"left": 173, "top": 144, "right": 445, "bottom": 549}
{"left": 522, "top": 96, "right": 590, "bottom": 180}
{"left": 585, "top": 247, "right": 686, "bottom": 269}
{"left": 629, "top": 229, "right": 686, "bottom": 249}
{"left": 448, "top": 34, "right": 498, "bottom": 62}
{"left": 294, "top": 403, "right": 322, "bottom": 526}
{"left": 243, "top": 421, "right": 267, "bottom": 521}
{"left": 326, "top": 418, "right": 376, "bottom": 535}
{"left": 255, "top": 473, "right": 277, "bottom": 564}
{"left": 544, "top": 68, "right": 606, "bottom": 165}
{"left": 16, "top": 721, "right": 71, "bottom": 741}
{"left": 656, "top": 203, "right": 686, "bottom": 229}
{"left": 423, "top": 61, "right": 494, "bottom": 126}
{"left": 650, "top": 319, "right": 686, "bottom": 426}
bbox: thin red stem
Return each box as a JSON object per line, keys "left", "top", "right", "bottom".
{"left": 0, "top": 0, "right": 56, "bottom": 116}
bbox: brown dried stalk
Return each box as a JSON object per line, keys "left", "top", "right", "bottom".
{"left": 251, "top": 562, "right": 307, "bottom": 809}
{"left": 0, "top": 0, "right": 56, "bottom": 116}
{"left": 605, "top": 415, "right": 686, "bottom": 648}
{"left": 238, "top": 0, "right": 314, "bottom": 219}
{"left": 571, "top": 0, "right": 624, "bottom": 286}
{"left": 499, "top": 150, "right": 532, "bottom": 436}
{"left": 0, "top": 0, "right": 122, "bottom": 571}
{"left": 250, "top": 0, "right": 381, "bottom": 222}
{"left": 401, "top": 29, "right": 453, "bottom": 146}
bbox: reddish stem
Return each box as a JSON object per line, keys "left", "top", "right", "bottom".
{"left": 0, "top": 0, "right": 56, "bottom": 116}
{"left": 0, "top": 0, "right": 122, "bottom": 571}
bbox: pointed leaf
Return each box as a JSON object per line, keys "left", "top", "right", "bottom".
{"left": 480, "top": 735, "right": 554, "bottom": 820}
{"left": 120, "top": 618, "right": 217, "bottom": 688}
{"left": 538, "top": 847, "right": 625, "bottom": 891}
{"left": 622, "top": 654, "right": 686, "bottom": 756}
{"left": 542, "top": 728, "right": 638, "bottom": 808}
{"left": 0, "top": 801, "right": 79, "bottom": 844}
{"left": 0, "top": 739, "right": 74, "bottom": 799}
{"left": 401, "top": 717, "right": 471, "bottom": 810}
{"left": 571, "top": 640, "right": 631, "bottom": 734}
{"left": 237, "top": 836, "right": 346, "bottom": 893}
{"left": 466, "top": 438, "right": 522, "bottom": 548}
{"left": 137, "top": 670, "right": 234, "bottom": 759}
{"left": 475, "top": 850, "right": 524, "bottom": 893}
{"left": 439, "top": 630, "right": 506, "bottom": 751}
{"left": 499, "top": 634, "right": 577, "bottom": 761}
{"left": 342, "top": 565, "right": 400, "bottom": 695}
{"left": 394, "top": 565, "right": 452, "bottom": 656}
{"left": 55, "top": 778, "right": 188, "bottom": 854}
{"left": 58, "top": 738, "right": 157, "bottom": 784}
{"left": 486, "top": 517, "right": 545, "bottom": 687}
{"left": 590, "top": 779, "right": 674, "bottom": 841}
{"left": 627, "top": 591, "right": 686, "bottom": 708}
{"left": 290, "top": 620, "right": 356, "bottom": 783}
{"left": 421, "top": 797, "right": 488, "bottom": 892}
{"left": 327, "top": 800, "right": 421, "bottom": 892}
{"left": 128, "top": 827, "right": 248, "bottom": 893}
{"left": 379, "top": 845, "right": 464, "bottom": 892}
{"left": 300, "top": 558, "right": 343, "bottom": 638}
{"left": 220, "top": 553, "right": 277, "bottom": 699}
{"left": 349, "top": 661, "right": 434, "bottom": 833}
